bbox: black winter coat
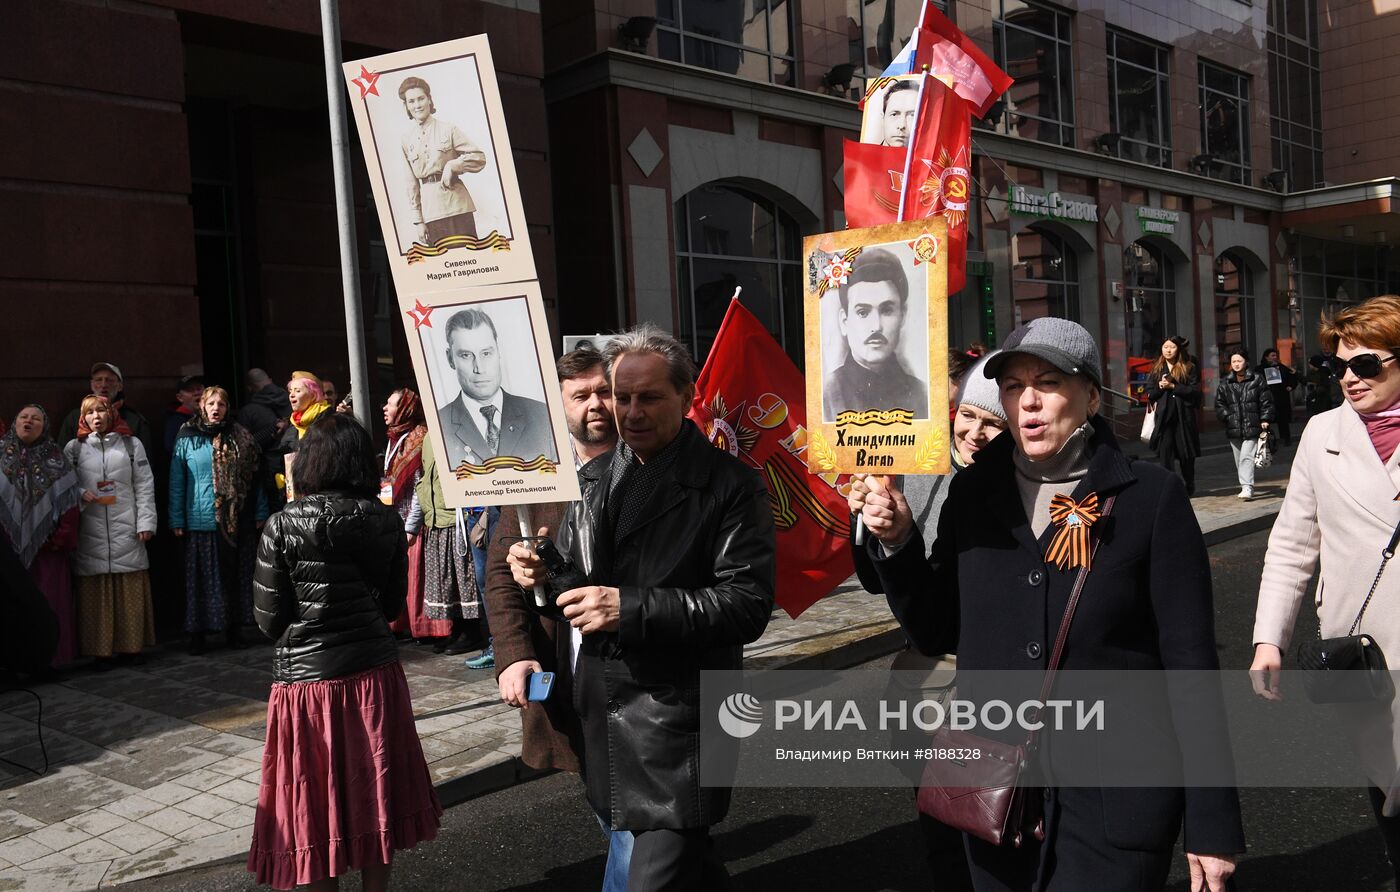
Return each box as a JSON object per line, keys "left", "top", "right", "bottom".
{"left": 1214, "top": 370, "right": 1275, "bottom": 440}
{"left": 253, "top": 493, "right": 406, "bottom": 682}
{"left": 867, "top": 418, "right": 1245, "bottom": 858}
{"left": 1147, "top": 364, "right": 1202, "bottom": 460}
{"left": 560, "top": 420, "right": 776, "bottom": 831}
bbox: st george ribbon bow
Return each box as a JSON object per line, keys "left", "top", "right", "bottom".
{"left": 1044, "top": 492, "right": 1101, "bottom": 571}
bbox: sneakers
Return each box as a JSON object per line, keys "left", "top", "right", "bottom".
{"left": 1237, "top": 487, "right": 1254, "bottom": 501}
{"left": 464, "top": 645, "right": 495, "bottom": 670}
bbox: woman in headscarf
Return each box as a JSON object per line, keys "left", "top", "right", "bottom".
{"left": 382, "top": 388, "right": 450, "bottom": 643}
{"left": 275, "top": 371, "right": 331, "bottom": 500}
{"left": 0, "top": 405, "right": 82, "bottom": 667}
{"left": 65, "top": 394, "right": 157, "bottom": 667}
{"left": 170, "top": 386, "right": 267, "bottom": 655}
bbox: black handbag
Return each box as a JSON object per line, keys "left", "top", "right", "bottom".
{"left": 1295, "top": 518, "right": 1400, "bottom": 704}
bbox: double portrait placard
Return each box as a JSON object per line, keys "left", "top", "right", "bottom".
{"left": 803, "top": 220, "right": 951, "bottom": 477}
{"left": 344, "top": 36, "right": 577, "bottom": 507}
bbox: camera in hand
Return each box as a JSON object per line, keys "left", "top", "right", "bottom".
{"left": 513, "top": 536, "right": 585, "bottom": 620}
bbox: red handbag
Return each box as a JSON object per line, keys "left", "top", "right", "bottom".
{"left": 916, "top": 495, "right": 1115, "bottom": 847}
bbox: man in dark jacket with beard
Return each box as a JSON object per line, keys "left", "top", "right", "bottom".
{"left": 508, "top": 325, "right": 776, "bottom": 890}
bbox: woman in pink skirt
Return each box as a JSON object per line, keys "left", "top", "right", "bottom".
{"left": 249, "top": 413, "right": 441, "bottom": 890}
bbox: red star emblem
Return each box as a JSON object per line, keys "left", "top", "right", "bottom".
{"left": 351, "top": 66, "right": 382, "bottom": 99}
{"left": 406, "top": 299, "right": 434, "bottom": 330}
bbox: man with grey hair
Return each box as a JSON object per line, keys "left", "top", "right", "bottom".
{"left": 438, "top": 307, "right": 555, "bottom": 468}
{"left": 238, "top": 368, "right": 293, "bottom": 510}
{"left": 508, "top": 324, "right": 776, "bottom": 889}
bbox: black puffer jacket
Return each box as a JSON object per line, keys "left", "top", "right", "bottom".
{"left": 1214, "top": 370, "right": 1275, "bottom": 440}
{"left": 253, "top": 493, "right": 406, "bottom": 682}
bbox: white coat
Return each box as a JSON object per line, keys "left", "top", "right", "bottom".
{"left": 1254, "top": 401, "right": 1400, "bottom": 812}
{"left": 64, "top": 433, "right": 157, "bottom": 577}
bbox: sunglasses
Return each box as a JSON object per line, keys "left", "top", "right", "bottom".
{"left": 1326, "top": 353, "right": 1399, "bottom": 380}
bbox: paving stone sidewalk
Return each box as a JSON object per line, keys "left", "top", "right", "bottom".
{"left": 0, "top": 447, "right": 1290, "bottom": 890}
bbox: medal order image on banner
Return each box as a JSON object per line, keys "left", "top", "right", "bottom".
{"left": 342, "top": 35, "right": 536, "bottom": 292}
{"left": 402, "top": 281, "right": 580, "bottom": 508}
{"left": 803, "top": 220, "right": 951, "bottom": 476}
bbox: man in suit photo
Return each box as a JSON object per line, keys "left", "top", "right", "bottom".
{"left": 438, "top": 306, "right": 557, "bottom": 468}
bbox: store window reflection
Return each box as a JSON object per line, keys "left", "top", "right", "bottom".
{"left": 656, "top": 0, "right": 795, "bottom": 85}
{"left": 1013, "top": 227, "right": 1079, "bottom": 322}
{"left": 1124, "top": 240, "right": 1174, "bottom": 361}
{"left": 1214, "top": 251, "right": 1255, "bottom": 370}
{"left": 675, "top": 182, "right": 804, "bottom": 366}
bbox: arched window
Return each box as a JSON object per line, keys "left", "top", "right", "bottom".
{"left": 1124, "top": 240, "right": 1175, "bottom": 360}
{"left": 674, "top": 182, "right": 804, "bottom": 365}
{"left": 1012, "top": 226, "right": 1079, "bottom": 322}
{"left": 1215, "top": 251, "right": 1255, "bottom": 366}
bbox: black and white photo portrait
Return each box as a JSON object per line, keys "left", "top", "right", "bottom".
{"left": 419, "top": 299, "right": 557, "bottom": 469}
{"left": 821, "top": 245, "right": 930, "bottom": 422}
{"left": 364, "top": 57, "right": 514, "bottom": 254}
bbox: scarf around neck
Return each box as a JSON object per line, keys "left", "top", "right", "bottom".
{"left": 385, "top": 389, "right": 427, "bottom": 499}
{"left": 179, "top": 408, "right": 258, "bottom": 538}
{"left": 291, "top": 400, "right": 330, "bottom": 438}
{"left": 0, "top": 408, "right": 81, "bottom": 568}
{"left": 1358, "top": 400, "right": 1400, "bottom": 465}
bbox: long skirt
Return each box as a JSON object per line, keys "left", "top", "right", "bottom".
{"left": 76, "top": 571, "right": 156, "bottom": 658}
{"left": 247, "top": 660, "right": 442, "bottom": 889}
{"left": 421, "top": 525, "right": 478, "bottom": 621}
{"left": 389, "top": 534, "right": 451, "bottom": 638}
{"left": 29, "top": 551, "right": 77, "bottom": 667}
{"left": 184, "top": 530, "right": 256, "bottom": 634}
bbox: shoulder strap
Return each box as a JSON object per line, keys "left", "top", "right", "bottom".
{"left": 123, "top": 436, "right": 137, "bottom": 468}
{"left": 1345, "top": 515, "right": 1400, "bottom": 636}
{"left": 1027, "top": 493, "right": 1117, "bottom": 745}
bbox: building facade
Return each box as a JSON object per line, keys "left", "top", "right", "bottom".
{"left": 4, "top": 0, "right": 1398, "bottom": 432}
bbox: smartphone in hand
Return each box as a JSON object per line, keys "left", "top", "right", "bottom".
{"left": 526, "top": 671, "right": 555, "bottom": 702}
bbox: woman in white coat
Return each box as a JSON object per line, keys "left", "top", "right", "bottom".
{"left": 64, "top": 394, "right": 157, "bottom": 666}
{"left": 1252, "top": 294, "right": 1400, "bottom": 885}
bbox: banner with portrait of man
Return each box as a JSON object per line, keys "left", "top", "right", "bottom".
{"left": 342, "top": 35, "right": 537, "bottom": 293}
{"left": 401, "top": 281, "right": 579, "bottom": 507}
{"left": 802, "top": 220, "right": 950, "bottom": 476}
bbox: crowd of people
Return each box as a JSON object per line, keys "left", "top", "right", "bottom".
{"left": 0, "top": 363, "right": 497, "bottom": 676}
{"left": 5, "top": 294, "right": 1400, "bottom": 891}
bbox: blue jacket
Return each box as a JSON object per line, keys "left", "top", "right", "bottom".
{"left": 169, "top": 434, "right": 268, "bottom": 532}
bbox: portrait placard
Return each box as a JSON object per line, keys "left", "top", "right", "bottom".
{"left": 802, "top": 220, "right": 950, "bottom": 476}
{"left": 343, "top": 35, "right": 536, "bottom": 292}
{"left": 402, "top": 281, "right": 579, "bottom": 507}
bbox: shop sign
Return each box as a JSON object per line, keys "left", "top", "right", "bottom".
{"left": 1008, "top": 185, "right": 1099, "bottom": 223}
{"left": 1137, "top": 207, "right": 1180, "bottom": 236}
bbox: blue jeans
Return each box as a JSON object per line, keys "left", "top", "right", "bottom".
{"left": 596, "top": 813, "right": 633, "bottom": 892}
{"left": 467, "top": 506, "right": 499, "bottom": 637}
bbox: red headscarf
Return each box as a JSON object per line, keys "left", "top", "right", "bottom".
{"left": 385, "top": 388, "right": 427, "bottom": 497}
{"left": 76, "top": 395, "right": 133, "bottom": 438}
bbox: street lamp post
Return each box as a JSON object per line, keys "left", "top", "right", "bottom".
{"left": 318, "top": 0, "right": 373, "bottom": 435}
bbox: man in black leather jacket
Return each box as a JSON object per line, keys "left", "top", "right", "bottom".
{"left": 508, "top": 325, "right": 776, "bottom": 890}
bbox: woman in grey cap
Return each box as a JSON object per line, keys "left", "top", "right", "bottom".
{"left": 849, "top": 353, "right": 1007, "bottom": 891}
{"left": 851, "top": 317, "right": 1243, "bottom": 891}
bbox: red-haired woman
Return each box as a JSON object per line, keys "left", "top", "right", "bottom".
{"left": 1254, "top": 294, "right": 1400, "bottom": 886}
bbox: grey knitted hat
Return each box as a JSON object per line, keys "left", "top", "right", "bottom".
{"left": 955, "top": 353, "right": 1007, "bottom": 422}
{"left": 982, "top": 317, "right": 1102, "bottom": 386}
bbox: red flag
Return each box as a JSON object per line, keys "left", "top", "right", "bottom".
{"left": 900, "top": 75, "right": 971, "bottom": 294}
{"left": 842, "top": 140, "right": 906, "bottom": 229}
{"left": 688, "top": 299, "right": 855, "bottom": 619}
{"left": 914, "top": 4, "right": 1013, "bottom": 119}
